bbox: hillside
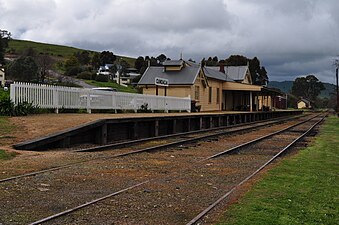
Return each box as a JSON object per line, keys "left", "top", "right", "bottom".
{"left": 6, "top": 39, "right": 136, "bottom": 66}
{"left": 268, "top": 81, "right": 336, "bottom": 99}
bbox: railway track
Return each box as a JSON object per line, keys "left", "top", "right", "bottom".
{"left": 0, "top": 114, "right": 307, "bottom": 184}
{"left": 10, "top": 113, "right": 325, "bottom": 225}
{"left": 187, "top": 113, "right": 326, "bottom": 224}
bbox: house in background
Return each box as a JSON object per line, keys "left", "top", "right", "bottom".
{"left": 0, "top": 65, "right": 5, "bottom": 87}
{"left": 97, "top": 64, "right": 114, "bottom": 79}
{"left": 114, "top": 67, "right": 140, "bottom": 86}
{"left": 97, "top": 64, "right": 140, "bottom": 86}
{"left": 138, "top": 59, "right": 281, "bottom": 112}
{"left": 297, "top": 98, "right": 312, "bottom": 109}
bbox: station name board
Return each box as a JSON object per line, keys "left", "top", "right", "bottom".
{"left": 155, "top": 77, "right": 169, "bottom": 87}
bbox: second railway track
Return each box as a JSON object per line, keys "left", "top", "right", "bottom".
{"left": 0, "top": 114, "right": 309, "bottom": 183}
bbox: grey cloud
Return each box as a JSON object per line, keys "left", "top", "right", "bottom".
{"left": 0, "top": 0, "right": 338, "bottom": 84}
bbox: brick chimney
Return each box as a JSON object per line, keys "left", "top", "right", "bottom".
{"left": 219, "top": 64, "right": 225, "bottom": 73}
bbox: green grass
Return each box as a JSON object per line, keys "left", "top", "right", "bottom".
{"left": 219, "top": 116, "right": 339, "bottom": 225}
{"left": 0, "top": 149, "right": 16, "bottom": 160}
{"left": 83, "top": 80, "right": 140, "bottom": 93}
{"left": 0, "top": 116, "right": 15, "bottom": 136}
{"left": 7, "top": 39, "right": 136, "bottom": 66}
{"left": 7, "top": 39, "right": 91, "bottom": 57}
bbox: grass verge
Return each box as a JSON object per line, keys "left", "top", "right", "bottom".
{"left": 218, "top": 116, "right": 338, "bottom": 225}
{"left": 0, "top": 117, "right": 15, "bottom": 135}
{"left": 0, "top": 149, "right": 16, "bottom": 160}
{"left": 0, "top": 117, "right": 17, "bottom": 145}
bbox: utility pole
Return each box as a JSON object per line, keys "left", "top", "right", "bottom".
{"left": 336, "top": 60, "right": 338, "bottom": 116}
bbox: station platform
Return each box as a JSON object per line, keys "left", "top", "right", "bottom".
{"left": 13, "top": 110, "right": 302, "bottom": 151}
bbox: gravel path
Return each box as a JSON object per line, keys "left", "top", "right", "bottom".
{"left": 48, "top": 70, "right": 96, "bottom": 88}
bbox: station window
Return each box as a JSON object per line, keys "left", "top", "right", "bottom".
{"left": 216, "top": 88, "right": 220, "bottom": 104}
{"left": 208, "top": 87, "right": 212, "bottom": 103}
{"left": 195, "top": 86, "right": 200, "bottom": 100}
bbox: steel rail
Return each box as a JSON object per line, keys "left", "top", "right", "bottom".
{"left": 186, "top": 115, "right": 325, "bottom": 225}
{"left": 29, "top": 180, "right": 149, "bottom": 225}
{"left": 204, "top": 113, "right": 321, "bottom": 160}
{"left": 0, "top": 115, "right": 306, "bottom": 184}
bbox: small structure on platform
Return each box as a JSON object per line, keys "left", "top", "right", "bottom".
{"left": 297, "top": 98, "right": 312, "bottom": 109}
{"left": 138, "top": 59, "right": 283, "bottom": 112}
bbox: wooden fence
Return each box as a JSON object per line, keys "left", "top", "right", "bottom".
{"left": 10, "top": 82, "right": 191, "bottom": 113}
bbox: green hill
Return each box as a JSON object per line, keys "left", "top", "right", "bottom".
{"left": 6, "top": 39, "right": 136, "bottom": 66}
{"left": 268, "top": 81, "right": 336, "bottom": 99}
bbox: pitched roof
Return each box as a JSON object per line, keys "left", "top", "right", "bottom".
{"left": 138, "top": 60, "right": 235, "bottom": 85}
{"left": 298, "top": 98, "right": 311, "bottom": 104}
{"left": 138, "top": 65, "right": 200, "bottom": 85}
{"left": 162, "top": 60, "right": 184, "bottom": 66}
{"left": 203, "top": 67, "right": 234, "bottom": 82}
{"left": 206, "top": 66, "right": 249, "bottom": 81}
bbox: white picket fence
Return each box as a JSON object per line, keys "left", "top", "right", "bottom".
{"left": 10, "top": 82, "right": 191, "bottom": 113}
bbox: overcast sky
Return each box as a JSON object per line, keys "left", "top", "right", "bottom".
{"left": 1, "top": 0, "right": 339, "bottom": 84}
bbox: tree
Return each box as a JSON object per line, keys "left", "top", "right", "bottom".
{"left": 36, "top": 54, "right": 54, "bottom": 82}
{"left": 100, "top": 51, "right": 116, "bottom": 66}
{"left": 156, "top": 54, "right": 167, "bottom": 63}
{"left": 7, "top": 56, "right": 38, "bottom": 82}
{"left": 91, "top": 52, "right": 101, "bottom": 69}
{"left": 135, "top": 56, "right": 145, "bottom": 73}
{"left": 224, "top": 55, "right": 248, "bottom": 66}
{"left": 291, "top": 75, "right": 325, "bottom": 102}
{"left": 64, "top": 56, "right": 80, "bottom": 76}
{"left": 0, "top": 29, "right": 11, "bottom": 65}
{"left": 75, "top": 51, "right": 91, "bottom": 65}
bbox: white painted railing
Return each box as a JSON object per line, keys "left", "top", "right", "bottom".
{"left": 10, "top": 82, "right": 191, "bottom": 113}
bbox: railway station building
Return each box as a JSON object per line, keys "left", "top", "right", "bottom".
{"left": 138, "top": 60, "right": 282, "bottom": 112}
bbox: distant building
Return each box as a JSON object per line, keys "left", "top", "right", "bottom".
{"left": 97, "top": 64, "right": 140, "bottom": 86}
{"left": 0, "top": 66, "right": 5, "bottom": 87}
{"left": 97, "top": 64, "right": 114, "bottom": 78}
{"left": 297, "top": 98, "right": 312, "bottom": 109}
{"left": 114, "top": 68, "right": 140, "bottom": 86}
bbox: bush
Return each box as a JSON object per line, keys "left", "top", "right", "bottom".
{"left": 65, "top": 66, "right": 82, "bottom": 76}
{"left": 77, "top": 71, "right": 93, "bottom": 80}
{"left": 95, "top": 74, "right": 109, "bottom": 82}
{"left": 0, "top": 94, "right": 40, "bottom": 116}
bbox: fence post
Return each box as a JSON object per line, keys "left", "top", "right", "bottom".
{"left": 133, "top": 96, "right": 137, "bottom": 113}
{"left": 10, "top": 83, "right": 15, "bottom": 104}
{"left": 53, "top": 86, "right": 59, "bottom": 114}
{"left": 86, "top": 90, "right": 91, "bottom": 113}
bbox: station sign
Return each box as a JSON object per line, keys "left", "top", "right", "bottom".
{"left": 155, "top": 77, "right": 169, "bottom": 87}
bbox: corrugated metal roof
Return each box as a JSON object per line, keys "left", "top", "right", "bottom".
{"left": 162, "top": 60, "right": 184, "bottom": 66}
{"left": 138, "top": 66, "right": 200, "bottom": 85}
{"left": 207, "top": 66, "right": 248, "bottom": 81}
{"left": 138, "top": 61, "right": 235, "bottom": 85}
{"left": 203, "top": 67, "right": 234, "bottom": 82}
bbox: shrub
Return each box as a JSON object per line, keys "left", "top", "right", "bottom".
{"left": 95, "top": 74, "right": 109, "bottom": 82}
{"left": 65, "top": 66, "right": 82, "bottom": 76}
{"left": 77, "top": 71, "right": 93, "bottom": 80}
{"left": 0, "top": 94, "right": 40, "bottom": 116}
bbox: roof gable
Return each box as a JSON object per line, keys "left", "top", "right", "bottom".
{"left": 206, "top": 66, "right": 250, "bottom": 83}
{"left": 138, "top": 64, "right": 200, "bottom": 85}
